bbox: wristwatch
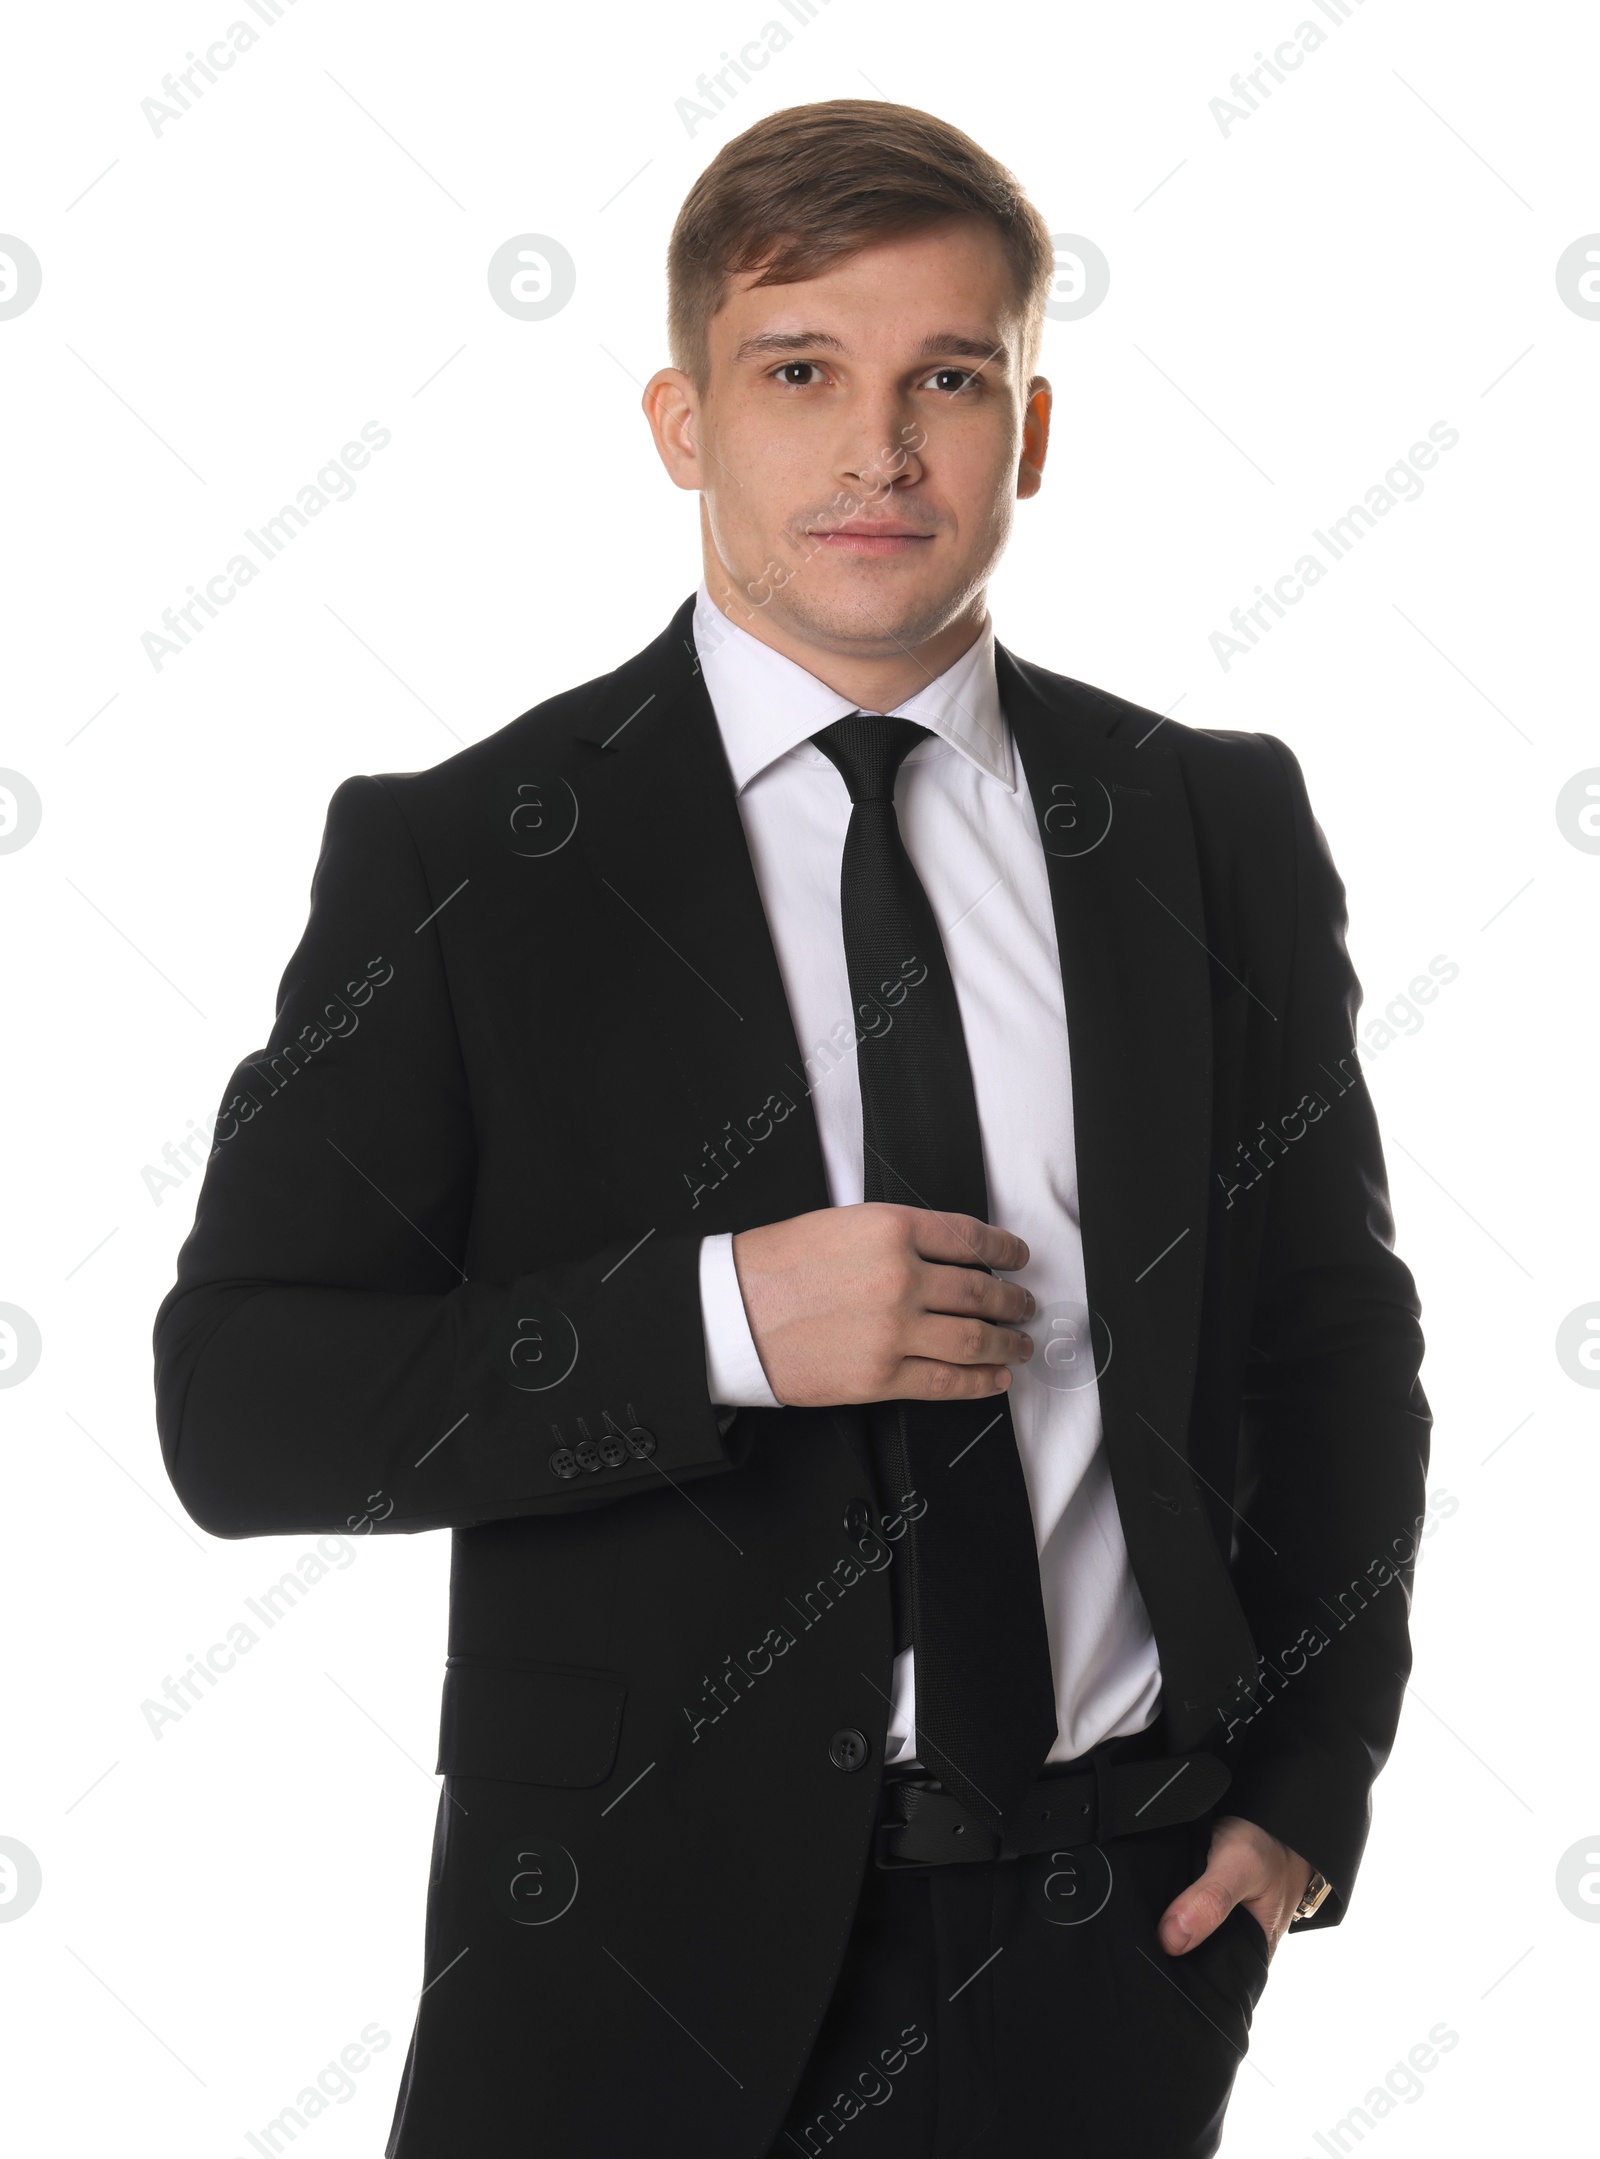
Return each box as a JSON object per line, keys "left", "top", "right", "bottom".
{"left": 1293, "top": 1870, "right": 1333, "bottom": 1921}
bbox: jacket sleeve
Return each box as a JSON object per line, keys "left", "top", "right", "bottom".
{"left": 153, "top": 774, "right": 738, "bottom": 1540}
{"left": 1219, "top": 734, "right": 1433, "bottom": 1928}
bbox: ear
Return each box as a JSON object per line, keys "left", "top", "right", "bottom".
{"left": 1017, "top": 378, "right": 1052, "bottom": 500}
{"left": 642, "top": 368, "right": 704, "bottom": 491}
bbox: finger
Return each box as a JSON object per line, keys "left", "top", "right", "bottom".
{"left": 911, "top": 1315, "right": 1034, "bottom": 1370}
{"left": 903, "top": 1209, "right": 1030, "bottom": 1275}
{"left": 890, "top": 1358, "right": 1016, "bottom": 1402}
{"left": 1158, "top": 1855, "right": 1257, "bottom": 1955}
{"left": 921, "top": 1261, "right": 1036, "bottom": 1325}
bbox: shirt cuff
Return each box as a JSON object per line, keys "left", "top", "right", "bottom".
{"left": 699, "top": 1233, "right": 783, "bottom": 1410}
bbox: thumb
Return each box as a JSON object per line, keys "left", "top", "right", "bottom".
{"left": 1158, "top": 1863, "right": 1242, "bottom": 1956}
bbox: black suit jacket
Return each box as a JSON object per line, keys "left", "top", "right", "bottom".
{"left": 154, "top": 595, "right": 1430, "bottom": 2156}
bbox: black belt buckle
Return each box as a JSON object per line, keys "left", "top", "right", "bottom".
{"left": 873, "top": 1774, "right": 991, "bottom": 1871}
{"left": 874, "top": 1817, "right": 937, "bottom": 1872}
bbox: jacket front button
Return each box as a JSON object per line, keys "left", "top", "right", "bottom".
{"left": 844, "top": 1498, "right": 873, "bottom": 1536}
{"left": 829, "top": 1728, "right": 869, "bottom": 1772}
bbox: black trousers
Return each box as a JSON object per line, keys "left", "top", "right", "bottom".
{"left": 766, "top": 1741, "right": 1271, "bottom": 2158}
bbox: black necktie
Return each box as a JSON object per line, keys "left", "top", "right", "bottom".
{"left": 813, "top": 711, "right": 1059, "bottom": 1835}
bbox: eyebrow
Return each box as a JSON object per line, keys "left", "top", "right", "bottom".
{"left": 731, "top": 329, "right": 1011, "bottom": 369}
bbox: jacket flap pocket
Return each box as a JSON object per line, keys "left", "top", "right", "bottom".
{"left": 437, "top": 1659, "right": 627, "bottom": 1787}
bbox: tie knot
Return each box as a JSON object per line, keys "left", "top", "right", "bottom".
{"left": 812, "top": 712, "right": 928, "bottom": 803}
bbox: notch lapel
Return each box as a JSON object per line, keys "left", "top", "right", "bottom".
{"left": 997, "top": 643, "right": 1258, "bottom": 1747}
{"left": 567, "top": 597, "right": 834, "bottom": 1234}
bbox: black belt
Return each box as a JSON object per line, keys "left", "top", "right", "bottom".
{"left": 874, "top": 1749, "right": 1231, "bottom": 1869}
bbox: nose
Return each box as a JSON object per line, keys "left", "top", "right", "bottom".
{"left": 836, "top": 401, "right": 925, "bottom": 499}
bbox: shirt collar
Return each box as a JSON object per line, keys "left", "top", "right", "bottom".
{"left": 692, "top": 578, "right": 1014, "bottom": 796}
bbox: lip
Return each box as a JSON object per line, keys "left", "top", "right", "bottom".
{"left": 807, "top": 520, "right": 935, "bottom": 556}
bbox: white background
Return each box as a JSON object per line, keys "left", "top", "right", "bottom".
{"left": 2, "top": 1, "right": 1595, "bottom": 2151}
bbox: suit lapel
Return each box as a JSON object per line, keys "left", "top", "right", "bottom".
{"left": 568, "top": 597, "right": 832, "bottom": 1234}
{"left": 997, "top": 643, "right": 1258, "bottom": 1746}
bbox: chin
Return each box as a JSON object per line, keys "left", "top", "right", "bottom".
{"left": 779, "top": 570, "right": 961, "bottom": 655}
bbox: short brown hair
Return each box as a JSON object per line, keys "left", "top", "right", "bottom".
{"left": 667, "top": 100, "right": 1055, "bottom": 390}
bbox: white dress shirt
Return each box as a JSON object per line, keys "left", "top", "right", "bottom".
{"left": 692, "top": 579, "right": 1162, "bottom": 1767}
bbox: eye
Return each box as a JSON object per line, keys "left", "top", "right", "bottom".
{"left": 774, "top": 361, "right": 825, "bottom": 387}
{"left": 923, "top": 366, "right": 981, "bottom": 394}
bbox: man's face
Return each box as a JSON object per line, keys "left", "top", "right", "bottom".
{"left": 648, "top": 217, "right": 1050, "bottom": 663}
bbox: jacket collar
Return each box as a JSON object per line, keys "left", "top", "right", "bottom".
{"left": 688, "top": 581, "right": 1013, "bottom": 796}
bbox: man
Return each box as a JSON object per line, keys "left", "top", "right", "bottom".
{"left": 154, "top": 99, "right": 1431, "bottom": 2158}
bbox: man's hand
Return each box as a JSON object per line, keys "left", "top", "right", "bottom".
{"left": 732, "top": 1202, "right": 1034, "bottom": 1408}
{"left": 1159, "top": 1815, "right": 1316, "bottom": 1961}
